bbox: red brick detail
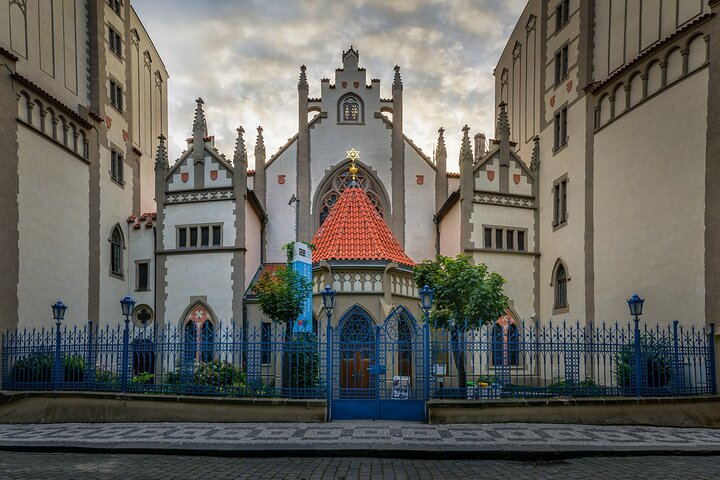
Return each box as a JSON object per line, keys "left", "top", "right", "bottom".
{"left": 311, "top": 185, "right": 415, "bottom": 266}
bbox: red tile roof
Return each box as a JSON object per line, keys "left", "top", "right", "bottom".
{"left": 311, "top": 184, "right": 415, "bottom": 266}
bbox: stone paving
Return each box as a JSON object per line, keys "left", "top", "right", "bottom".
{"left": 1, "top": 422, "right": 720, "bottom": 457}
{"left": 1, "top": 452, "right": 719, "bottom": 479}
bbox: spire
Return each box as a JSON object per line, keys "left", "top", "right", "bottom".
{"left": 233, "top": 126, "right": 247, "bottom": 166}
{"left": 497, "top": 101, "right": 510, "bottom": 145}
{"left": 255, "top": 126, "right": 265, "bottom": 158}
{"left": 393, "top": 65, "right": 403, "bottom": 90}
{"left": 460, "top": 125, "right": 473, "bottom": 165}
{"left": 342, "top": 46, "right": 359, "bottom": 70}
{"left": 154, "top": 134, "right": 169, "bottom": 171}
{"left": 192, "top": 97, "right": 208, "bottom": 137}
{"left": 298, "top": 65, "right": 308, "bottom": 88}
{"left": 530, "top": 135, "right": 541, "bottom": 171}
{"left": 435, "top": 127, "right": 446, "bottom": 158}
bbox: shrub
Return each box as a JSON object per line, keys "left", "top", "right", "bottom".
{"left": 193, "top": 360, "right": 245, "bottom": 386}
{"left": 616, "top": 336, "right": 672, "bottom": 390}
{"left": 9, "top": 353, "right": 86, "bottom": 383}
{"left": 131, "top": 372, "right": 154, "bottom": 385}
{"left": 289, "top": 333, "right": 319, "bottom": 393}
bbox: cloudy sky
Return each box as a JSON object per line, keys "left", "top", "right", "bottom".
{"left": 133, "top": 0, "right": 526, "bottom": 171}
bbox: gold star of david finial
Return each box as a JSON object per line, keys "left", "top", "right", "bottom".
{"left": 346, "top": 148, "right": 360, "bottom": 180}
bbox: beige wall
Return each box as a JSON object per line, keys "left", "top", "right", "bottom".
{"left": 593, "top": 69, "right": 708, "bottom": 327}
{"left": 0, "top": 0, "right": 91, "bottom": 108}
{"left": 245, "top": 201, "right": 263, "bottom": 291}
{"left": 593, "top": 0, "right": 710, "bottom": 82}
{"left": 16, "top": 126, "right": 89, "bottom": 328}
{"left": 438, "top": 201, "right": 461, "bottom": 257}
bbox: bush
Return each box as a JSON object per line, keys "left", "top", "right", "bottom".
{"left": 10, "top": 353, "right": 86, "bottom": 383}
{"left": 547, "top": 377, "right": 602, "bottom": 396}
{"left": 289, "top": 333, "right": 319, "bottom": 393}
{"left": 616, "top": 336, "right": 672, "bottom": 390}
{"left": 131, "top": 372, "right": 154, "bottom": 385}
{"left": 193, "top": 360, "right": 245, "bottom": 386}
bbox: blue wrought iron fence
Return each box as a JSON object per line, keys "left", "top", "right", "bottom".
{"left": 1, "top": 317, "right": 715, "bottom": 400}
{"left": 2, "top": 319, "right": 327, "bottom": 399}
{"left": 429, "top": 319, "right": 716, "bottom": 399}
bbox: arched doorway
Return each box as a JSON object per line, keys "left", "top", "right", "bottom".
{"left": 181, "top": 302, "right": 216, "bottom": 364}
{"left": 337, "top": 306, "right": 375, "bottom": 399}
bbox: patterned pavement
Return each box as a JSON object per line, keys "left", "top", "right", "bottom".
{"left": 1, "top": 422, "right": 720, "bottom": 457}
{"left": 1, "top": 453, "right": 720, "bottom": 479}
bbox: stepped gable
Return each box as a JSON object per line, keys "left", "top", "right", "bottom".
{"left": 311, "top": 183, "right": 414, "bottom": 266}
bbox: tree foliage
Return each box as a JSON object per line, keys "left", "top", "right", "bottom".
{"left": 254, "top": 265, "right": 313, "bottom": 325}
{"left": 413, "top": 254, "right": 509, "bottom": 330}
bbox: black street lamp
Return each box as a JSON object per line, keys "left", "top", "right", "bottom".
{"left": 51, "top": 300, "right": 67, "bottom": 390}
{"left": 627, "top": 293, "right": 645, "bottom": 396}
{"left": 627, "top": 293, "right": 644, "bottom": 322}
{"left": 321, "top": 285, "right": 336, "bottom": 417}
{"left": 321, "top": 285, "right": 336, "bottom": 319}
{"left": 120, "top": 295, "right": 135, "bottom": 392}
{"left": 419, "top": 285, "right": 434, "bottom": 320}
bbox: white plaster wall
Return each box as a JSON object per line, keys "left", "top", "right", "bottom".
{"left": 98, "top": 144, "right": 134, "bottom": 327}
{"left": 470, "top": 203, "right": 535, "bottom": 252}
{"left": 472, "top": 251, "right": 535, "bottom": 323}
{"left": 537, "top": 101, "right": 587, "bottom": 323}
{"left": 265, "top": 141, "right": 297, "bottom": 263}
{"left": 309, "top": 115, "right": 393, "bottom": 210}
{"left": 167, "top": 152, "right": 195, "bottom": 191}
{"left": 508, "top": 158, "right": 533, "bottom": 196}
{"left": 438, "top": 201, "right": 461, "bottom": 257}
{"left": 164, "top": 252, "right": 234, "bottom": 326}
{"left": 404, "top": 144, "right": 437, "bottom": 261}
{"left": 17, "top": 127, "right": 89, "bottom": 328}
{"left": 128, "top": 224, "right": 155, "bottom": 313}
{"left": 447, "top": 176, "right": 460, "bottom": 193}
{"left": 245, "top": 201, "right": 263, "bottom": 291}
{"left": 204, "top": 156, "right": 232, "bottom": 188}
{"left": 593, "top": 70, "right": 708, "bottom": 327}
{"left": 162, "top": 200, "right": 236, "bottom": 249}
{"left": 475, "top": 156, "right": 500, "bottom": 192}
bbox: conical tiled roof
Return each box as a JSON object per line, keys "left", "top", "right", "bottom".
{"left": 312, "top": 184, "right": 415, "bottom": 266}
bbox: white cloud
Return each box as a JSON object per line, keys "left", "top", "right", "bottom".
{"left": 132, "top": 0, "right": 527, "bottom": 170}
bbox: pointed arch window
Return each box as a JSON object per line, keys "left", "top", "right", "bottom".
{"left": 183, "top": 303, "right": 216, "bottom": 363}
{"left": 110, "top": 225, "right": 124, "bottom": 276}
{"left": 492, "top": 313, "right": 519, "bottom": 367}
{"left": 338, "top": 94, "right": 363, "bottom": 123}
{"left": 554, "top": 263, "right": 568, "bottom": 311}
{"left": 317, "top": 167, "right": 385, "bottom": 227}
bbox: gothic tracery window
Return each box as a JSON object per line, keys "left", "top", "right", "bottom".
{"left": 318, "top": 169, "right": 384, "bottom": 226}
{"left": 339, "top": 94, "right": 362, "bottom": 123}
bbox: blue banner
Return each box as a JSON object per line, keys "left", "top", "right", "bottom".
{"left": 292, "top": 242, "right": 313, "bottom": 333}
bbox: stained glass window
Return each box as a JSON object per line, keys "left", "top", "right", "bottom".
{"left": 317, "top": 167, "right": 384, "bottom": 226}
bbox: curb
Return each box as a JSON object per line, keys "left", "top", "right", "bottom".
{"left": 1, "top": 443, "right": 719, "bottom": 460}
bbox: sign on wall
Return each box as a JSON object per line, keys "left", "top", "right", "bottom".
{"left": 292, "top": 242, "right": 313, "bottom": 333}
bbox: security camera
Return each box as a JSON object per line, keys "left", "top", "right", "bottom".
{"left": 288, "top": 194, "right": 297, "bottom": 205}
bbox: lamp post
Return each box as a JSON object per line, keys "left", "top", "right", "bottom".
{"left": 120, "top": 295, "right": 135, "bottom": 393}
{"left": 51, "top": 300, "right": 67, "bottom": 390}
{"left": 627, "top": 293, "right": 645, "bottom": 396}
{"left": 321, "top": 285, "right": 335, "bottom": 418}
{"left": 419, "top": 285, "right": 434, "bottom": 402}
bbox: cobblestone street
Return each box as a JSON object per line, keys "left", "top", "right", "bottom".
{"left": 0, "top": 452, "right": 719, "bottom": 479}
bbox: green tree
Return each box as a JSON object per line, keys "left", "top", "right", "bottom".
{"left": 413, "top": 254, "right": 509, "bottom": 388}
{"left": 254, "top": 248, "right": 314, "bottom": 395}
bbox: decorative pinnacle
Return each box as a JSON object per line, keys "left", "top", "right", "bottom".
{"left": 255, "top": 126, "right": 265, "bottom": 156}
{"left": 193, "top": 97, "right": 208, "bottom": 136}
{"left": 530, "top": 135, "right": 541, "bottom": 171}
{"left": 346, "top": 148, "right": 360, "bottom": 181}
{"left": 233, "top": 126, "right": 247, "bottom": 165}
{"left": 437, "top": 127, "right": 446, "bottom": 150}
{"left": 498, "top": 101, "right": 510, "bottom": 137}
{"left": 393, "top": 65, "right": 402, "bottom": 88}
{"left": 155, "top": 134, "right": 169, "bottom": 170}
{"left": 299, "top": 65, "right": 308, "bottom": 87}
{"left": 460, "top": 125, "right": 473, "bottom": 165}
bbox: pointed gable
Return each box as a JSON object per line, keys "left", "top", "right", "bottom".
{"left": 312, "top": 184, "right": 414, "bottom": 266}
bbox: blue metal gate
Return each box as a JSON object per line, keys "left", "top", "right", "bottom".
{"left": 329, "top": 305, "right": 428, "bottom": 421}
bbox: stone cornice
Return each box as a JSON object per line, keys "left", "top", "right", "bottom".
{"left": 473, "top": 192, "right": 535, "bottom": 209}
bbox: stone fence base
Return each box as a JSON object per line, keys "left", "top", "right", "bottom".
{"left": 428, "top": 396, "right": 720, "bottom": 428}
{"left": 0, "top": 391, "right": 326, "bottom": 423}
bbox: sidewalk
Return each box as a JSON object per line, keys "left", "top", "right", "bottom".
{"left": 1, "top": 422, "right": 720, "bottom": 459}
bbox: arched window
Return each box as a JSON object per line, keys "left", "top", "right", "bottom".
{"left": 182, "top": 303, "right": 216, "bottom": 364}
{"left": 316, "top": 163, "right": 387, "bottom": 227}
{"left": 491, "top": 313, "right": 519, "bottom": 367}
{"left": 338, "top": 94, "right": 363, "bottom": 123}
{"left": 555, "top": 263, "right": 567, "bottom": 310}
{"left": 110, "top": 225, "right": 123, "bottom": 276}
